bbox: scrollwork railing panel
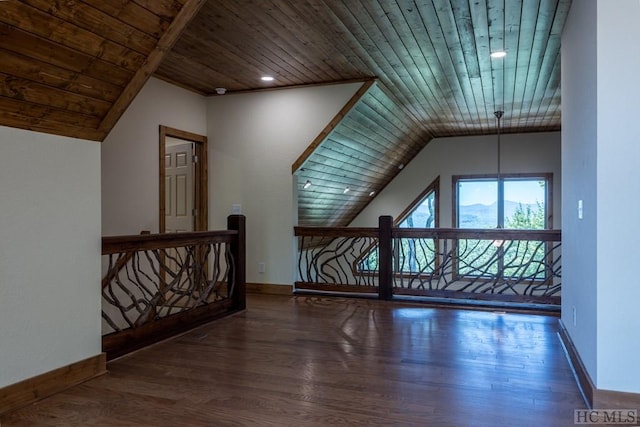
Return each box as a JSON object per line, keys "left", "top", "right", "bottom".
{"left": 102, "top": 217, "right": 245, "bottom": 359}
{"left": 392, "top": 236, "right": 561, "bottom": 304}
{"left": 296, "top": 230, "right": 379, "bottom": 292}
{"left": 295, "top": 224, "right": 561, "bottom": 305}
{"left": 102, "top": 241, "right": 233, "bottom": 334}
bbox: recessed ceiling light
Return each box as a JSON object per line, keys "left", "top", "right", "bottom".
{"left": 261, "top": 76, "right": 275, "bottom": 82}
{"left": 490, "top": 51, "right": 507, "bottom": 58}
{"left": 303, "top": 180, "right": 311, "bottom": 189}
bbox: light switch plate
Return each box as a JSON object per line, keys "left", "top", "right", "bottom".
{"left": 578, "top": 200, "right": 583, "bottom": 220}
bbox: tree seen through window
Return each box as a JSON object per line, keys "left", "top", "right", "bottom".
{"left": 357, "top": 177, "right": 439, "bottom": 274}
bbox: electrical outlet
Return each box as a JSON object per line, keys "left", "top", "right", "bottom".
{"left": 258, "top": 262, "right": 266, "bottom": 274}
{"left": 572, "top": 306, "right": 577, "bottom": 326}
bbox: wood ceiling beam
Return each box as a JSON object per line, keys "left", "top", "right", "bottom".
{"left": 291, "top": 78, "right": 375, "bottom": 173}
{"left": 96, "top": 0, "right": 207, "bottom": 141}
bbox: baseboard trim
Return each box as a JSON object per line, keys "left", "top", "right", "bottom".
{"left": 558, "top": 321, "right": 640, "bottom": 410}
{"left": 246, "top": 283, "right": 293, "bottom": 296}
{"left": 558, "top": 320, "right": 595, "bottom": 407}
{"left": 0, "top": 353, "right": 107, "bottom": 415}
{"left": 595, "top": 388, "right": 640, "bottom": 410}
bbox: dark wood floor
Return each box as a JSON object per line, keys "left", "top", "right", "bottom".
{"left": 2, "top": 294, "right": 585, "bottom": 426}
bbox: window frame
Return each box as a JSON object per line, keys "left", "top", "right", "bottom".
{"left": 355, "top": 177, "right": 440, "bottom": 277}
{"left": 395, "top": 176, "right": 440, "bottom": 227}
{"left": 451, "top": 173, "right": 554, "bottom": 281}
{"left": 452, "top": 173, "right": 553, "bottom": 230}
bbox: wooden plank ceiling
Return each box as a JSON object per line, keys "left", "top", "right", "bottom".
{"left": 0, "top": 0, "right": 205, "bottom": 141}
{"left": 0, "top": 0, "right": 571, "bottom": 226}
{"left": 157, "top": 0, "right": 571, "bottom": 226}
{"left": 295, "top": 80, "right": 432, "bottom": 227}
{"left": 159, "top": 0, "right": 570, "bottom": 134}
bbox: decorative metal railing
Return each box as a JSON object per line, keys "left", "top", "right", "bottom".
{"left": 296, "top": 228, "right": 380, "bottom": 293}
{"left": 102, "top": 215, "right": 245, "bottom": 359}
{"left": 392, "top": 228, "right": 561, "bottom": 305}
{"left": 295, "top": 216, "right": 561, "bottom": 306}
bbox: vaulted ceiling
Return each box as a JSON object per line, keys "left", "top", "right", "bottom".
{"left": 159, "top": 0, "right": 569, "bottom": 135}
{"left": 0, "top": 0, "right": 571, "bottom": 226}
{"left": 0, "top": 0, "right": 205, "bottom": 141}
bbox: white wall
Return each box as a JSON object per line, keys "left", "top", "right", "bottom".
{"left": 102, "top": 77, "right": 207, "bottom": 236}
{"left": 562, "top": 0, "right": 640, "bottom": 395}
{"left": 595, "top": 0, "right": 640, "bottom": 393}
{"left": 0, "top": 126, "right": 101, "bottom": 388}
{"left": 352, "top": 132, "right": 561, "bottom": 228}
{"left": 207, "top": 83, "right": 363, "bottom": 284}
{"left": 561, "top": 0, "right": 599, "bottom": 385}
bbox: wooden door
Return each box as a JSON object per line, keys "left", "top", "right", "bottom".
{"left": 159, "top": 126, "right": 208, "bottom": 234}
{"left": 164, "top": 139, "right": 195, "bottom": 233}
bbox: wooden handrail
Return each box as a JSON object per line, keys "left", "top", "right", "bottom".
{"left": 393, "top": 228, "right": 561, "bottom": 241}
{"left": 102, "top": 230, "right": 237, "bottom": 254}
{"left": 295, "top": 226, "right": 560, "bottom": 241}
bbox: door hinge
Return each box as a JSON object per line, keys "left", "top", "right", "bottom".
{"left": 192, "top": 155, "right": 198, "bottom": 163}
{"left": 192, "top": 209, "right": 198, "bottom": 217}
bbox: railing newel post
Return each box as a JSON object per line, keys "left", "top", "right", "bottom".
{"left": 378, "top": 215, "right": 393, "bottom": 300}
{"left": 228, "top": 215, "right": 246, "bottom": 311}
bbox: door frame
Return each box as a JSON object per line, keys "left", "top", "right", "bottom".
{"left": 159, "top": 125, "right": 208, "bottom": 233}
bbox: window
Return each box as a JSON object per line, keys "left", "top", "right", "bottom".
{"left": 397, "top": 178, "right": 438, "bottom": 229}
{"left": 454, "top": 174, "right": 551, "bottom": 229}
{"left": 453, "top": 174, "right": 552, "bottom": 279}
{"left": 357, "top": 177, "right": 439, "bottom": 274}
{"left": 395, "top": 178, "right": 439, "bottom": 274}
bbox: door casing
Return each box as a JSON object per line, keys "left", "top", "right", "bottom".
{"left": 159, "top": 125, "right": 208, "bottom": 233}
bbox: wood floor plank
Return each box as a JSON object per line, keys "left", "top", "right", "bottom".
{"left": 1, "top": 294, "right": 585, "bottom": 426}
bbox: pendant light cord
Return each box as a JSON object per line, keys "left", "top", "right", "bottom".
{"left": 495, "top": 110, "right": 504, "bottom": 228}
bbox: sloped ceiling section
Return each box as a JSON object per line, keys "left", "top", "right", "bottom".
{"left": 158, "top": 0, "right": 571, "bottom": 135}
{"left": 295, "top": 80, "right": 432, "bottom": 227}
{"left": 155, "top": 0, "right": 570, "bottom": 227}
{"left": 0, "top": 0, "right": 204, "bottom": 141}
